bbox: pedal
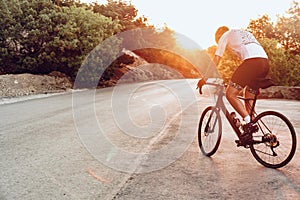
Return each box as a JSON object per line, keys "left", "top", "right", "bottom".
{"left": 244, "top": 123, "right": 258, "bottom": 134}
{"left": 235, "top": 140, "right": 243, "bottom": 147}
{"left": 235, "top": 140, "right": 250, "bottom": 148}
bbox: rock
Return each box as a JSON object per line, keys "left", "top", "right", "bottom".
{"left": 260, "top": 86, "right": 300, "bottom": 100}
{"left": 113, "top": 63, "right": 184, "bottom": 84}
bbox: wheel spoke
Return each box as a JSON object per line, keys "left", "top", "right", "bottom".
{"left": 253, "top": 147, "right": 275, "bottom": 157}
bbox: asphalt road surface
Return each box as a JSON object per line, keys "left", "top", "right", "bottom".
{"left": 1, "top": 79, "right": 300, "bottom": 200}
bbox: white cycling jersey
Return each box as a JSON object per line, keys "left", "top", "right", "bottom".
{"left": 215, "top": 29, "right": 268, "bottom": 61}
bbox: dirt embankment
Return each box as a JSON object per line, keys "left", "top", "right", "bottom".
{"left": 0, "top": 72, "right": 73, "bottom": 98}
{"left": 1, "top": 71, "right": 299, "bottom": 101}
{"left": 0, "top": 51, "right": 299, "bottom": 100}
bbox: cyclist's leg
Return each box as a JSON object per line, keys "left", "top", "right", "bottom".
{"left": 226, "top": 83, "right": 248, "bottom": 118}
{"left": 226, "top": 60, "right": 250, "bottom": 119}
{"left": 244, "top": 86, "right": 257, "bottom": 115}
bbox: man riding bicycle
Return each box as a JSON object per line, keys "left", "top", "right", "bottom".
{"left": 197, "top": 26, "right": 270, "bottom": 145}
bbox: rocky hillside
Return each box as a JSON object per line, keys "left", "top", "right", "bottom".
{"left": 0, "top": 50, "right": 299, "bottom": 100}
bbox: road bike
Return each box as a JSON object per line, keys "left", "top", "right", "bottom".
{"left": 198, "top": 79, "right": 297, "bottom": 168}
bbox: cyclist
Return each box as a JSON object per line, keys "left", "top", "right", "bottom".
{"left": 197, "top": 26, "right": 270, "bottom": 145}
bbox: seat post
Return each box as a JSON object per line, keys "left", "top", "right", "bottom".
{"left": 249, "top": 91, "right": 259, "bottom": 120}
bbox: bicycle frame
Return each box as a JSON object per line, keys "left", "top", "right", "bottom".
{"left": 205, "top": 82, "right": 258, "bottom": 140}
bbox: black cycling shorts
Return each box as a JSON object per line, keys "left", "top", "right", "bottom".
{"left": 230, "top": 58, "right": 270, "bottom": 93}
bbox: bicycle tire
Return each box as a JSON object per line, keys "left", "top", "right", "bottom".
{"left": 198, "top": 106, "right": 222, "bottom": 157}
{"left": 250, "top": 111, "right": 297, "bottom": 168}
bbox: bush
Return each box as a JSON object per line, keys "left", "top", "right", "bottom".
{"left": 259, "top": 38, "right": 300, "bottom": 86}
{"left": 0, "top": 0, "right": 121, "bottom": 81}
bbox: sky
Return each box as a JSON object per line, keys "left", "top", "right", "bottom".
{"left": 81, "top": 0, "right": 296, "bottom": 49}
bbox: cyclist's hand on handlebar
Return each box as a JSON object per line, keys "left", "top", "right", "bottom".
{"left": 196, "top": 78, "right": 206, "bottom": 94}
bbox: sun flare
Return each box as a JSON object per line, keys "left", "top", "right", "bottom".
{"left": 175, "top": 33, "right": 201, "bottom": 50}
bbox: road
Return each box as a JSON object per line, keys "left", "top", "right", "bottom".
{"left": 1, "top": 79, "right": 300, "bottom": 200}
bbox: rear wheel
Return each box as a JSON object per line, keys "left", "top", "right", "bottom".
{"left": 198, "top": 106, "right": 222, "bottom": 157}
{"left": 250, "top": 111, "right": 296, "bottom": 168}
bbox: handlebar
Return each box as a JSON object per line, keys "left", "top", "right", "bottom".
{"left": 205, "top": 82, "right": 223, "bottom": 87}
{"left": 197, "top": 78, "right": 224, "bottom": 95}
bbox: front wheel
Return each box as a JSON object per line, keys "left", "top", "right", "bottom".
{"left": 250, "top": 111, "right": 297, "bottom": 168}
{"left": 198, "top": 106, "right": 222, "bottom": 157}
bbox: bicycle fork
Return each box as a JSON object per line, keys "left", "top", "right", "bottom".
{"left": 205, "top": 107, "right": 220, "bottom": 134}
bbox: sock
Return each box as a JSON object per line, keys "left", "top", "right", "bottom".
{"left": 244, "top": 115, "right": 251, "bottom": 123}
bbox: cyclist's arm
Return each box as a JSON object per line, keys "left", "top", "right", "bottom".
{"left": 201, "top": 55, "right": 221, "bottom": 81}
{"left": 197, "top": 55, "right": 222, "bottom": 94}
{"left": 213, "top": 55, "right": 221, "bottom": 67}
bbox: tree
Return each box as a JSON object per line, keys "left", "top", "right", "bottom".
{"left": 259, "top": 38, "right": 289, "bottom": 85}
{"left": 0, "top": 0, "right": 60, "bottom": 73}
{"left": 52, "top": 0, "right": 88, "bottom": 7}
{"left": 259, "top": 38, "right": 300, "bottom": 86}
{"left": 91, "top": 0, "right": 148, "bottom": 31}
{"left": 0, "top": 0, "right": 121, "bottom": 81}
{"left": 275, "top": 0, "right": 300, "bottom": 54}
{"left": 0, "top": 0, "right": 17, "bottom": 73}
{"left": 247, "top": 1, "right": 300, "bottom": 55}
{"left": 247, "top": 15, "right": 275, "bottom": 39}
{"left": 48, "top": 5, "right": 121, "bottom": 79}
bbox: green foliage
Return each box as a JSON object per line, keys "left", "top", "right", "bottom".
{"left": 259, "top": 38, "right": 300, "bottom": 86}
{"left": 247, "top": 1, "right": 300, "bottom": 56}
{"left": 275, "top": 0, "right": 300, "bottom": 54}
{"left": 218, "top": 49, "right": 242, "bottom": 83}
{"left": 75, "top": 36, "right": 121, "bottom": 88}
{"left": 51, "top": 0, "right": 84, "bottom": 7}
{"left": 247, "top": 15, "right": 275, "bottom": 39}
{"left": 91, "top": 0, "right": 148, "bottom": 31}
{"left": 247, "top": 1, "right": 300, "bottom": 55}
{"left": 0, "top": 0, "right": 121, "bottom": 81}
{"left": 49, "top": 5, "right": 121, "bottom": 80}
